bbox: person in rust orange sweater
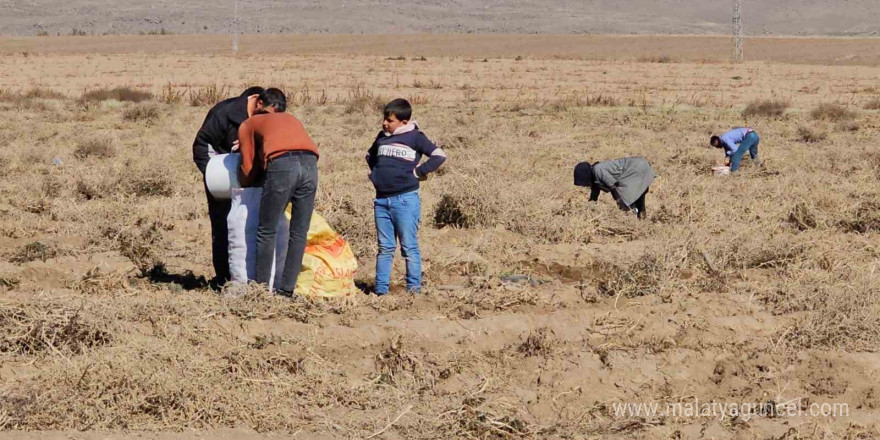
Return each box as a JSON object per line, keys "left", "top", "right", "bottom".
{"left": 238, "top": 88, "right": 319, "bottom": 296}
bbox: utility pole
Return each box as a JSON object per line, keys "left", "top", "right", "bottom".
{"left": 732, "top": 0, "right": 743, "bottom": 62}
{"left": 233, "top": 0, "right": 239, "bottom": 53}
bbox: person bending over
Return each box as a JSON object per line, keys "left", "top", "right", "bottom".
{"left": 574, "top": 157, "right": 655, "bottom": 220}
{"left": 192, "top": 86, "right": 265, "bottom": 287}
{"left": 710, "top": 127, "right": 761, "bottom": 172}
{"left": 238, "top": 88, "right": 319, "bottom": 297}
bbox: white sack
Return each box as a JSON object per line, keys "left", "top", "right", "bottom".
{"left": 227, "top": 187, "right": 290, "bottom": 290}
{"left": 206, "top": 153, "right": 242, "bottom": 200}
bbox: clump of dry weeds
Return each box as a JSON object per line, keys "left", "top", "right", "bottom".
{"left": 597, "top": 253, "right": 669, "bottom": 298}
{"left": 515, "top": 327, "right": 556, "bottom": 358}
{"left": 80, "top": 86, "right": 152, "bottom": 103}
{"left": 41, "top": 175, "right": 63, "bottom": 198}
{"left": 637, "top": 55, "right": 675, "bottom": 63}
{"left": 9, "top": 241, "right": 58, "bottom": 263}
{"left": 811, "top": 103, "right": 857, "bottom": 122}
{"left": 788, "top": 201, "right": 820, "bottom": 231}
{"left": 0, "top": 277, "right": 20, "bottom": 292}
{"left": 835, "top": 120, "right": 860, "bottom": 132}
{"left": 70, "top": 266, "right": 131, "bottom": 295}
{"left": 221, "top": 284, "right": 333, "bottom": 323}
{"left": 727, "top": 237, "right": 808, "bottom": 271}
{"left": 797, "top": 125, "right": 827, "bottom": 143}
{"left": 75, "top": 175, "right": 115, "bottom": 200}
{"left": 0, "top": 304, "right": 112, "bottom": 356}
{"left": 547, "top": 93, "right": 620, "bottom": 110}
{"left": 837, "top": 200, "right": 880, "bottom": 234}
{"left": 784, "top": 278, "right": 880, "bottom": 351}
{"left": 450, "top": 288, "right": 539, "bottom": 320}
{"left": 0, "top": 87, "right": 65, "bottom": 104}
{"left": 74, "top": 136, "right": 115, "bottom": 159}
{"left": 121, "top": 166, "right": 177, "bottom": 197}
{"left": 122, "top": 102, "right": 160, "bottom": 123}
{"left": 434, "top": 194, "right": 474, "bottom": 228}
{"left": 340, "top": 83, "right": 386, "bottom": 115}
{"left": 111, "top": 221, "right": 166, "bottom": 276}
{"left": 439, "top": 390, "right": 532, "bottom": 439}
{"left": 157, "top": 83, "right": 185, "bottom": 104}
{"left": 433, "top": 184, "right": 502, "bottom": 230}
{"left": 374, "top": 335, "right": 432, "bottom": 388}
{"left": 188, "top": 84, "right": 229, "bottom": 107}
{"left": 742, "top": 99, "right": 789, "bottom": 118}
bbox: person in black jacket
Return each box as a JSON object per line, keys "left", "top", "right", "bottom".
{"left": 192, "top": 86, "right": 265, "bottom": 287}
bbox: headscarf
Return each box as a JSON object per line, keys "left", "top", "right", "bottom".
{"left": 573, "top": 161, "right": 594, "bottom": 187}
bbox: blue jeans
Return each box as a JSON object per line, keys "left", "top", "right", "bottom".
{"left": 374, "top": 190, "right": 421, "bottom": 294}
{"left": 730, "top": 131, "right": 760, "bottom": 172}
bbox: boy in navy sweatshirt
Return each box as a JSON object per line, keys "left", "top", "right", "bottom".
{"left": 366, "top": 99, "right": 447, "bottom": 295}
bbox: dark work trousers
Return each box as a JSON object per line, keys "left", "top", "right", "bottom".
{"left": 254, "top": 152, "right": 318, "bottom": 292}
{"left": 204, "top": 180, "right": 232, "bottom": 284}
{"left": 632, "top": 188, "right": 649, "bottom": 220}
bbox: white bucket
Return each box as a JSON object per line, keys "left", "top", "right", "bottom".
{"left": 712, "top": 166, "right": 731, "bottom": 176}
{"left": 206, "top": 153, "right": 242, "bottom": 200}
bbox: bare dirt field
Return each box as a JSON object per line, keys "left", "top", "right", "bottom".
{"left": 0, "top": 35, "right": 879, "bottom": 439}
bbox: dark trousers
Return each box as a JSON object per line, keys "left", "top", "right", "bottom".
{"left": 632, "top": 188, "right": 648, "bottom": 220}
{"left": 255, "top": 153, "right": 318, "bottom": 292}
{"left": 204, "top": 181, "right": 232, "bottom": 283}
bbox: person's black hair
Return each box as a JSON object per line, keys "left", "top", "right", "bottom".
{"left": 260, "top": 88, "right": 287, "bottom": 112}
{"left": 710, "top": 135, "right": 721, "bottom": 148}
{"left": 241, "top": 86, "right": 265, "bottom": 97}
{"left": 384, "top": 98, "right": 412, "bottom": 121}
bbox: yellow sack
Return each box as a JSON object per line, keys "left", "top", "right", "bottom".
{"left": 294, "top": 211, "right": 359, "bottom": 298}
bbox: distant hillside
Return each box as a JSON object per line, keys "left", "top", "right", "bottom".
{"left": 3, "top": 0, "right": 878, "bottom": 37}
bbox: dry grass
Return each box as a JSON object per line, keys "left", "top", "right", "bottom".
{"left": 835, "top": 120, "right": 860, "bottom": 132}
{"left": 158, "top": 83, "right": 186, "bottom": 104}
{"left": 742, "top": 98, "right": 789, "bottom": 118}
{"left": 0, "top": 304, "right": 112, "bottom": 356}
{"left": 122, "top": 102, "right": 160, "bottom": 123}
{"left": 0, "top": 87, "right": 65, "bottom": 103}
{"left": 80, "top": 86, "right": 153, "bottom": 103}
{"left": 8, "top": 241, "right": 58, "bottom": 263}
{"left": 514, "top": 327, "right": 556, "bottom": 357}
{"left": 797, "top": 125, "right": 827, "bottom": 143}
{"left": 188, "top": 84, "right": 229, "bottom": 107}
{"left": 864, "top": 98, "right": 880, "bottom": 110}
{"left": 811, "top": 103, "right": 857, "bottom": 121}
{"left": 74, "top": 136, "right": 116, "bottom": 159}
{"left": 547, "top": 93, "right": 620, "bottom": 110}
{"left": 637, "top": 55, "right": 675, "bottom": 63}
{"left": 113, "top": 221, "right": 166, "bottom": 276}
{"left": 0, "top": 41, "right": 876, "bottom": 439}
{"left": 340, "top": 83, "right": 386, "bottom": 114}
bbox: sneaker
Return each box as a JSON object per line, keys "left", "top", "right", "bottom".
{"left": 275, "top": 289, "right": 294, "bottom": 298}
{"left": 208, "top": 276, "right": 228, "bottom": 292}
{"left": 274, "top": 289, "right": 309, "bottom": 304}
{"left": 221, "top": 282, "right": 248, "bottom": 299}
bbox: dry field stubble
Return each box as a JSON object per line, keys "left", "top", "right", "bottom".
{"left": 0, "top": 38, "right": 879, "bottom": 439}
